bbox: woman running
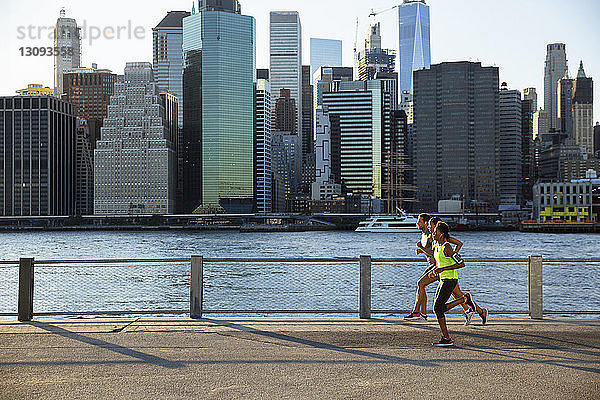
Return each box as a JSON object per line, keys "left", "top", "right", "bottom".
{"left": 430, "top": 221, "right": 471, "bottom": 346}
{"left": 406, "top": 217, "right": 488, "bottom": 325}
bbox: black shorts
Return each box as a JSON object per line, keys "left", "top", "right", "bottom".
{"left": 434, "top": 279, "right": 458, "bottom": 318}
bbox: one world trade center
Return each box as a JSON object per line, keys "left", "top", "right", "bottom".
{"left": 398, "top": 0, "right": 430, "bottom": 97}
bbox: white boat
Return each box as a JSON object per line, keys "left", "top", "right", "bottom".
{"left": 355, "top": 211, "right": 420, "bottom": 233}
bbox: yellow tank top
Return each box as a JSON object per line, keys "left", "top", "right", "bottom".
{"left": 434, "top": 241, "right": 458, "bottom": 280}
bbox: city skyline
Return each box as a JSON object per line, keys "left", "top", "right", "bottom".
{"left": 2, "top": 0, "right": 599, "bottom": 122}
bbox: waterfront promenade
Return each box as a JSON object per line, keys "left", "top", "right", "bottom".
{"left": 1, "top": 317, "right": 598, "bottom": 399}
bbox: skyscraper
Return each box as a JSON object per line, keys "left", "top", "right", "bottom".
{"left": 94, "top": 63, "right": 176, "bottom": 214}
{"left": 62, "top": 65, "right": 117, "bottom": 149}
{"left": 301, "top": 65, "right": 315, "bottom": 194}
{"left": 310, "top": 38, "right": 342, "bottom": 78}
{"left": 358, "top": 23, "right": 396, "bottom": 82}
{"left": 414, "top": 62, "right": 499, "bottom": 212}
{"left": 544, "top": 43, "right": 568, "bottom": 131}
{"left": 322, "top": 80, "right": 392, "bottom": 197}
{"left": 499, "top": 84, "right": 523, "bottom": 206}
{"left": 75, "top": 118, "right": 93, "bottom": 215}
{"left": 274, "top": 89, "right": 297, "bottom": 133}
{"left": 521, "top": 90, "right": 536, "bottom": 202}
{"left": 153, "top": 11, "right": 190, "bottom": 131}
{"left": 54, "top": 9, "right": 81, "bottom": 97}
{"left": 270, "top": 11, "right": 302, "bottom": 137}
{"left": 523, "top": 87, "right": 538, "bottom": 111}
{"left": 572, "top": 61, "right": 594, "bottom": 154}
{"left": 398, "top": 0, "right": 430, "bottom": 97}
{"left": 557, "top": 77, "right": 573, "bottom": 136}
{"left": 183, "top": 1, "right": 256, "bottom": 213}
{"left": 0, "top": 96, "right": 76, "bottom": 216}
{"left": 255, "top": 73, "right": 272, "bottom": 213}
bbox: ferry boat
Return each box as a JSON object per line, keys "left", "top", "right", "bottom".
{"left": 355, "top": 211, "right": 420, "bottom": 233}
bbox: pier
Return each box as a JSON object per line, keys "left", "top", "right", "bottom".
{"left": 1, "top": 317, "right": 598, "bottom": 398}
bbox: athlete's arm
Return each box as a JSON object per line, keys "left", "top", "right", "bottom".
{"left": 448, "top": 236, "right": 463, "bottom": 253}
{"left": 434, "top": 244, "right": 465, "bottom": 273}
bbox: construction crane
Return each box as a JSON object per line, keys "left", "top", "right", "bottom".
{"left": 368, "top": 4, "right": 399, "bottom": 19}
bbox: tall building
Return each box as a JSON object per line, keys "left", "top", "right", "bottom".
{"left": 557, "top": 77, "right": 573, "bottom": 136}
{"left": 544, "top": 43, "right": 568, "bottom": 131}
{"left": 523, "top": 87, "right": 537, "bottom": 111}
{"left": 75, "top": 118, "right": 93, "bottom": 215}
{"left": 153, "top": 11, "right": 190, "bottom": 130}
{"left": 255, "top": 74, "right": 272, "bottom": 213}
{"left": 594, "top": 122, "right": 600, "bottom": 157}
{"left": 310, "top": 38, "right": 342, "bottom": 78}
{"left": 322, "top": 80, "right": 392, "bottom": 197}
{"left": 301, "top": 65, "right": 315, "bottom": 194}
{"left": 572, "top": 61, "right": 594, "bottom": 155}
{"left": 499, "top": 84, "right": 523, "bottom": 206}
{"left": 274, "top": 89, "right": 297, "bottom": 133}
{"left": 533, "top": 109, "right": 549, "bottom": 142}
{"left": 521, "top": 90, "right": 536, "bottom": 202}
{"left": 54, "top": 9, "right": 81, "bottom": 97}
{"left": 270, "top": 11, "right": 302, "bottom": 136}
{"left": 0, "top": 96, "right": 76, "bottom": 216}
{"left": 398, "top": 0, "right": 430, "bottom": 97}
{"left": 272, "top": 131, "right": 301, "bottom": 211}
{"left": 94, "top": 63, "right": 176, "bottom": 214}
{"left": 312, "top": 66, "right": 354, "bottom": 110}
{"left": 358, "top": 23, "right": 396, "bottom": 82}
{"left": 16, "top": 84, "right": 54, "bottom": 97}
{"left": 183, "top": 1, "right": 256, "bottom": 213}
{"left": 413, "top": 62, "right": 499, "bottom": 212}
{"left": 314, "top": 106, "right": 331, "bottom": 184}
{"left": 62, "top": 65, "right": 117, "bottom": 149}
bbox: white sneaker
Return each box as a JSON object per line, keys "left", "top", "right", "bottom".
{"left": 463, "top": 310, "right": 474, "bottom": 325}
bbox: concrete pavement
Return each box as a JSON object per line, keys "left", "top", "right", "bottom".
{"left": 1, "top": 317, "right": 599, "bottom": 399}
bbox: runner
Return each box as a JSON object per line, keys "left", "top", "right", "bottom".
{"left": 405, "top": 217, "right": 488, "bottom": 325}
{"left": 403, "top": 213, "right": 435, "bottom": 321}
{"left": 429, "top": 221, "right": 471, "bottom": 346}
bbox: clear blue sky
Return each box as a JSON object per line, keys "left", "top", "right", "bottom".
{"left": 2, "top": 0, "right": 598, "bottom": 122}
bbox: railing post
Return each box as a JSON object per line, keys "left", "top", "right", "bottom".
{"left": 359, "top": 255, "right": 371, "bottom": 319}
{"left": 190, "top": 255, "right": 203, "bottom": 319}
{"left": 18, "top": 258, "right": 34, "bottom": 322}
{"left": 528, "top": 255, "right": 543, "bottom": 319}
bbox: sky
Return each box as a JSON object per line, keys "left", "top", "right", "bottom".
{"left": 1, "top": 0, "right": 599, "bottom": 122}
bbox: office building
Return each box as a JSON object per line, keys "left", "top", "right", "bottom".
{"left": 94, "top": 62, "right": 175, "bottom": 214}
{"left": 301, "top": 65, "right": 315, "bottom": 194}
{"left": 312, "top": 67, "right": 353, "bottom": 111}
{"left": 0, "top": 96, "right": 76, "bottom": 216}
{"left": 413, "top": 61, "right": 499, "bottom": 212}
{"left": 358, "top": 23, "right": 396, "bottom": 82}
{"left": 322, "top": 80, "right": 392, "bottom": 197}
{"left": 499, "top": 84, "right": 523, "bottom": 206}
{"left": 594, "top": 122, "right": 600, "bottom": 157}
{"left": 572, "top": 61, "right": 594, "bottom": 155}
{"left": 533, "top": 109, "right": 549, "bottom": 142}
{"left": 255, "top": 75, "right": 272, "bottom": 213}
{"left": 310, "top": 38, "right": 342, "bottom": 78}
{"left": 270, "top": 11, "right": 302, "bottom": 136}
{"left": 153, "top": 11, "right": 190, "bottom": 130}
{"left": 544, "top": 43, "right": 568, "bottom": 131}
{"left": 523, "top": 88, "right": 537, "bottom": 111}
{"left": 182, "top": 1, "right": 256, "bottom": 213}
{"left": 533, "top": 177, "right": 600, "bottom": 222}
{"left": 522, "top": 90, "right": 536, "bottom": 202}
{"left": 274, "top": 89, "right": 297, "bottom": 133}
{"left": 16, "top": 84, "right": 54, "bottom": 97}
{"left": 398, "top": 0, "right": 430, "bottom": 97}
{"left": 272, "top": 131, "right": 301, "bottom": 211}
{"left": 75, "top": 118, "right": 93, "bottom": 215}
{"left": 557, "top": 77, "right": 573, "bottom": 136}
{"left": 62, "top": 65, "right": 117, "bottom": 149}
{"left": 54, "top": 9, "right": 81, "bottom": 97}
{"left": 314, "top": 106, "right": 331, "bottom": 184}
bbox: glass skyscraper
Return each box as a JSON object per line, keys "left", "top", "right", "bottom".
{"left": 398, "top": 0, "right": 430, "bottom": 97}
{"left": 183, "top": 2, "right": 256, "bottom": 213}
{"left": 310, "top": 38, "right": 342, "bottom": 78}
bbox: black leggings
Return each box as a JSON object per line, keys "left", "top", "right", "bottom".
{"left": 434, "top": 279, "right": 458, "bottom": 319}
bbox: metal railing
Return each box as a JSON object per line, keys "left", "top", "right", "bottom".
{"left": 2, "top": 256, "right": 599, "bottom": 321}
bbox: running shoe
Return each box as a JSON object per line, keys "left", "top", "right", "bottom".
{"left": 433, "top": 337, "right": 454, "bottom": 347}
{"left": 463, "top": 309, "right": 474, "bottom": 326}
{"left": 404, "top": 312, "right": 426, "bottom": 321}
{"left": 480, "top": 308, "right": 489, "bottom": 325}
{"left": 464, "top": 292, "right": 476, "bottom": 313}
